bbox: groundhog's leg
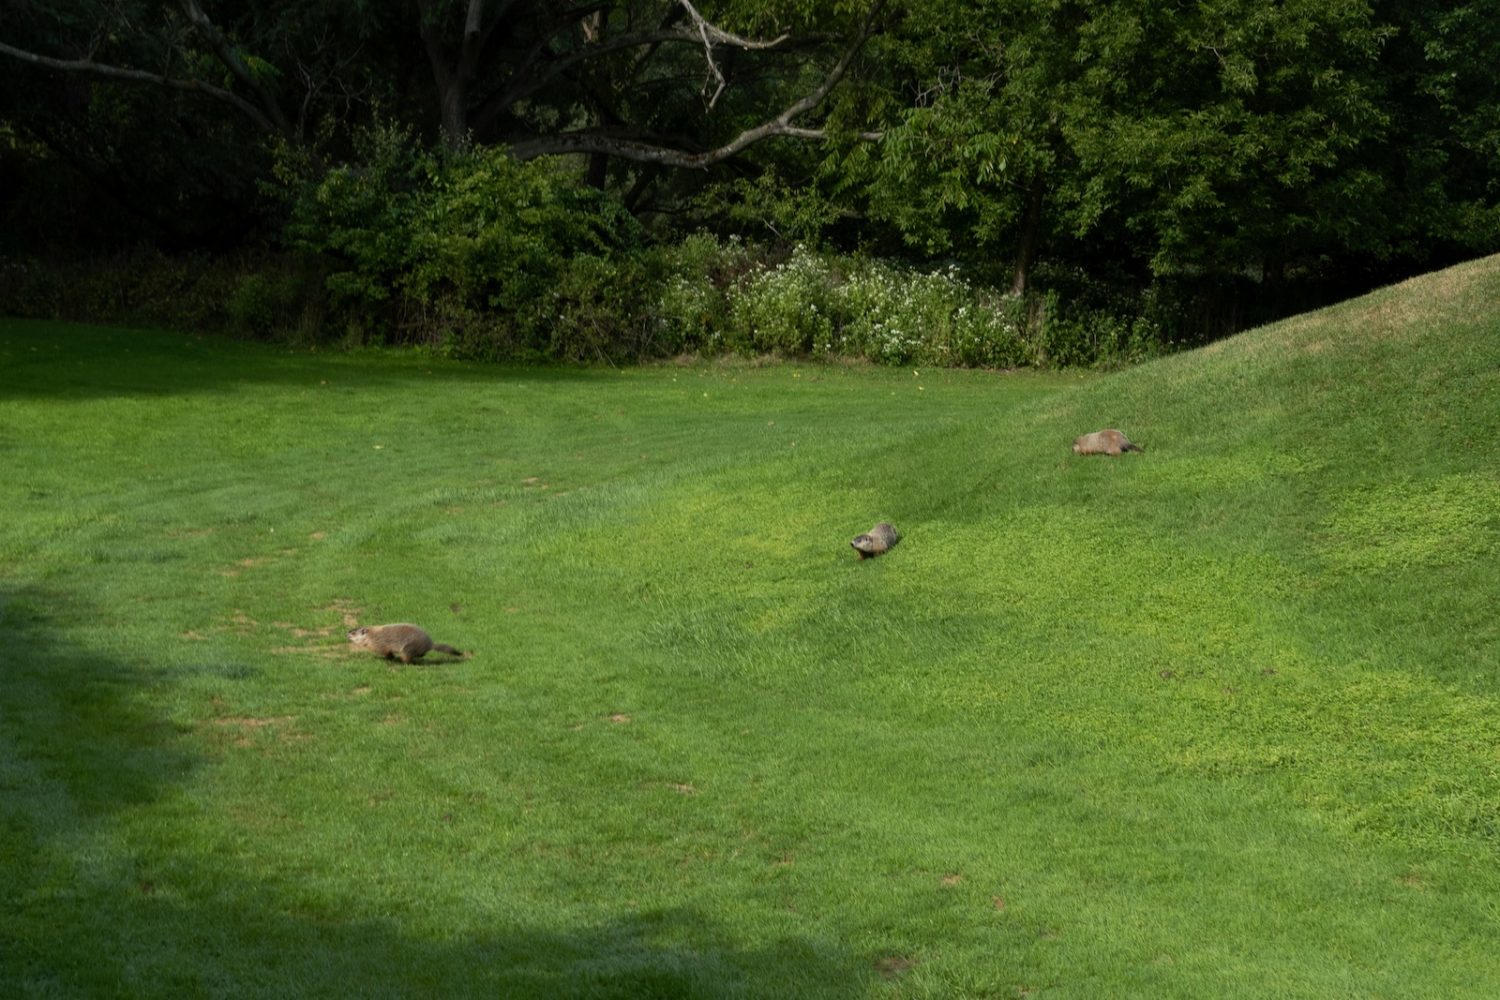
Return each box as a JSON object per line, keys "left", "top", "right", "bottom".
{"left": 400, "top": 653, "right": 415, "bottom": 664}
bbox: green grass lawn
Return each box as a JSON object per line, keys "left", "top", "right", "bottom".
{"left": 3, "top": 256, "right": 1499, "bottom": 998}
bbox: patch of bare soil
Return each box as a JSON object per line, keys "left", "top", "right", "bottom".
{"left": 207, "top": 714, "right": 305, "bottom": 748}
{"left": 322, "top": 599, "right": 363, "bottom": 626}
{"left": 213, "top": 715, "right": 293, "bottom": 729}
{"left": 874, "top": 956, "right": 916, "bottom": 979}
{"left": 320, "top": 685, "right": 374, "bottom": 701}
{"left": 270, "top": 645, "right": 347, "bottom": 660}
{"left": 267, "top": 612, "right": 360, "bottom": 658}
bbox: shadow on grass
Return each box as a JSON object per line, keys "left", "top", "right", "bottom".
{"left": 0, "top": 583, "right": 197, "bottom": 833}
{"left": 13, "top": 895, "right": 869, "bottom": 998}
{"left": 0, "top": 320, "right": 623, "bottom": 401}
{"left": 0, "top": 585, "right": 868, "bottom": 998}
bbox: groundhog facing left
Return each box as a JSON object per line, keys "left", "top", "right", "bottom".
{"left": 348, "top": 623, "right": 463, "bottom": 664}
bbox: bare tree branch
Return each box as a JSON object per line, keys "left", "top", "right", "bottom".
{"left": 175, "top": 0, "right": 291, "bottom": 135}
{"left": 674, "top": 0, "right": 790, "bottom": 107}
{"left": 507, "top": 0, "right": 886, "bottom": 167}
{"left": 0, "top": 38, "right": 279, "bottom": 135}
{"left": 675, "top": 0, "right": 790, "bottom": 51}
{"left": 475, "top": 11, "right": 831, "bottom": 134}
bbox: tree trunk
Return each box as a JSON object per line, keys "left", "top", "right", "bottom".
{"left": 439, "top": 79, "right": 468, "bottom": 151}
{"left": 1011, "top": 178, "right": 1045, "bottom": 296}
{"left": 586, "top": 152, "right": 609, "bottom": 190}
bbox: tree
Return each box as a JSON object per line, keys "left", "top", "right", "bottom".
{"left": 856, "top": 0, "right": 1403, "bottom": 295}
{"left": 0, "top": 1, "right": 885, "bottom": 161}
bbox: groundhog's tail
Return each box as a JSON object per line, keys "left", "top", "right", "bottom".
{"left": 432, "top": 643, "right": 463, "bottom": 656}
{"left": 1126, "top": 442, "right": 1145, "bottom": 453}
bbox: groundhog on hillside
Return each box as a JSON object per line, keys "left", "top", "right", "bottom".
{"left": 1072, "top": 428, "right": 1144, "bottom": 456}
{"left": 347, "top": 623, "right": 463, "bottom": 664}
{"left": 851, "top": 522, "right": 900, "bottom": 559}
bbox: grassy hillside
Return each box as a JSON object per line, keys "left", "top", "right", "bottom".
{"left": 2, "top": 255, "right": 1498, "bottom": 998}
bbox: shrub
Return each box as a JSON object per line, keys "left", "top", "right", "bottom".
{"left": 0, "top": 251, "right": 313, "bottom": 336}
{"left": 648, "top": 234, "right": 756, "bottom": 355}
{"left": 227, "top": 266, "right": 326, "bottom": 341}
{"left": 832, "top": 258, "right": 1029, "bottom": 367}
{"left": 274, "top": 125, "right": 640, "bottom": 352}
{"left": 729, "top": 248, "right": 837, "bottom": 355}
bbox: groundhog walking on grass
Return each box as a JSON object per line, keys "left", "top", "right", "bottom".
{"left": 347, "top": 623, "right": 463, "bottom": 664}
{"left": 1072, "top": 428, "right": 1144, "bottom": 456}
{"left": 851, "top": 522, "right": 900, "bottom": 559}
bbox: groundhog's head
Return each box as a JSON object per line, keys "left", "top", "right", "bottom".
{"left": 347, "top": 626, "right": 372, "bottom": 646}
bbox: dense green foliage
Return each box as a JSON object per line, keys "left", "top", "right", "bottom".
{"left": 3, "top": 0, "right": 1500, "bottom": 357}
{"left": 4, "top": 255, "right": 1500, "bottom": 995}
{"left": 2, "top": 237, "right": 1128, "bottom": 366}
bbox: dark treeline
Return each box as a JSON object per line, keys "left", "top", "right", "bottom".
{"left": 2, "top": 0, "right": 1497, "bottom": 364}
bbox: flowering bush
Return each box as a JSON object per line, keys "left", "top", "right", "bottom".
{"left": 657, "top": 243, "right": 1036, "bottom": 366}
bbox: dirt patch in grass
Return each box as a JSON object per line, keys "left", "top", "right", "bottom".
{"left": 207, "top": 714, "right": 306, "bottom": 748}
{"left": 213, "top": 610, "right": 259, "bottom": 633}
{"left": 875, "top": 956, "right": 916, "bottom": 979}
{"left": 322, "top": 599, "right": 363, "bottom": 626}
{"left": 272, "top": 619, "right": 342, "bottom": 639}
{"left": 220, "top": 556, "right": 271, "bottom": 576}
{"left": 270, "top": 644, "right": 347, "bottom": 659}
{"left": 321, "top": 685, "right": 374, "bottom": 700}
{"left": 213, "top": 715, "right": 293, "bottom": 729}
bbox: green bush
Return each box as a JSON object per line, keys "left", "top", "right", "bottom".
{"left": 227, "top": 266, "right": 326, "bottom": 341}
{"left": 0, "top": 251, "right": 307, "bottom": 336}
{"left": 3, "top": 164, "right": 1185, "bottom": 368}
{"left": 648, "top": 234, "right": 755, "bottom": 355}
{"left": 730, "top": 248, "right": 837, "bottom": 355}
{"left": 275, "top": 124, "right": 640, "bottom": 352}
{"left": 831, "top": 257, "right": 1030, "bottom": 367}
{"left": 657, "top": 244, "right": 1037, "bottom": 366}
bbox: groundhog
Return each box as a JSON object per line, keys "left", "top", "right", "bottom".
{"left": 851, "top": 522, "right": 900, "bottom": 559}
{"left": 1072, "top": 428, "right": 1144, "bottom": 456}
{"left": 347, "top": 623, "right": 462, "bottom": 664}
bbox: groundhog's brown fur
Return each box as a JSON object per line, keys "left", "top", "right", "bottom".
{"left": 1072, "top": 428, "right": 1144, "bottom": 456}
{"left": 347, "top": 623, "right": 462, "bottom": 664}
{"left": 851, "top": 522, "right": 900, "bottom": 559}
